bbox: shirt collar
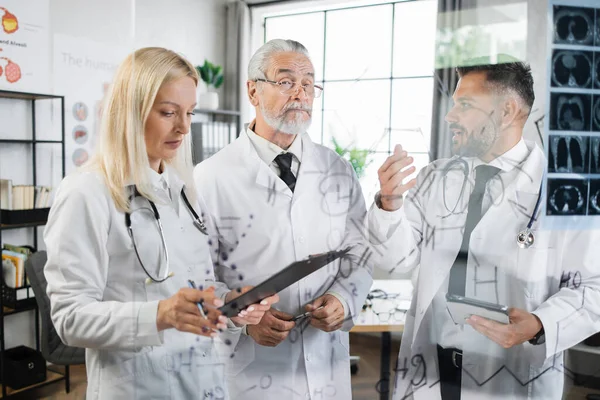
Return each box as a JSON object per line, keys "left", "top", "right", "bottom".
{"left": 473, "top": 138, "right": 529, "bottom": 172}
{"left": 246, "top": 119, "right": 303, "bottom": 165}
{"left": 147, "top": 162, "right": 170, "bottom": 191}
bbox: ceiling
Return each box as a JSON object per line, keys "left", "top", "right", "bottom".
{"left": 243, "top": 0, "right": 312, "bottom": 6}
{"left": 243, "top": 0, "right": 283, "bottom": 4}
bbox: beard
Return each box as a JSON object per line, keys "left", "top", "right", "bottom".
{"left": 450, "top": 118, "right": 501, "bottom": 158}
{"left": 260, "top": 101, "right": 312, "bottom": 136}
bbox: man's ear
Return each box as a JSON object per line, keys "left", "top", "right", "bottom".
{"left": 501, "top": 97, "right": 523, "bottom": 128}
{"left": 247, "top": 80, "right": 259, "bottom": 107}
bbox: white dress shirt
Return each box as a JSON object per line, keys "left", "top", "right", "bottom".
{"left": 245, "top": 120, "right": 302, "bottom": 177}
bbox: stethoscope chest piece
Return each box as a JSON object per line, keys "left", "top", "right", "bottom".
{"left": 193, "top": 219, "right": 208, "bottom": 235}
{"left": 516, "top": 229, "right": 535, "bottom": 249}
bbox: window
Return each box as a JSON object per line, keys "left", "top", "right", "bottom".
{"left": 263, "top": 0, "right": 438, "bottom": 200}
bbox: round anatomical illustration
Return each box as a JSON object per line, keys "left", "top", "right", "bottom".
{"left": 72, "top": 148, "right": 89, "bottom": 167}
{"left": 72, "top": 125, "right": 88, "bottom": 145}
{"left": 73, "top": 102, "right": 88, "bottom": 122}
{"left": 0, "top": 7, "right": 18, "bottom": 34}
{"left": 0, "top": 49, "right": 22, "bottom": 84}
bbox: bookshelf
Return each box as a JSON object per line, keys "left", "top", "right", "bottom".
{"left": 191, "top": 108, "right": 241, "bottom": 162}
{"left": 0, "top": 89, "right": 66, "bottom": 397}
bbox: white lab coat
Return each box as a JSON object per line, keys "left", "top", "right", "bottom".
{"left": 44, "top": 166, "right": 230, "bottom": 400}
{"left": 368, "top": 141, "right": 600, "bottom": 400}
{"left": 194, "top": 131, "right": 373, "bottom": 400}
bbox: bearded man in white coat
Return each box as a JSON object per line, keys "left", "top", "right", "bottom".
{"left": 194, "top": 39, "right": 373, "bottom": 400}
{"left": 368, "top": 58, "right": 600, "bottom": 400}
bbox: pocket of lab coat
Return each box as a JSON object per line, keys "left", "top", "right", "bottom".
{"left": 324, "top": 195, "right": 349, "bottom": 251}
{"left": 516, "top": 230, "right": 555, "bottom": 300}
{"left": 335, "top": 332, "right": 350, "bottom": 354}
{"left": 99, "top": 347, "right": 152, "bottom": 382}
{"left": 226, "top": 332, "right": 255, "bottom": 376}
{"left": 98, "top": 347, "right": 170, "bottom": 398}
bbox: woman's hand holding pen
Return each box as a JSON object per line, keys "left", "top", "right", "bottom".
{"left": 226, "top": 286, "right": 280, "bottom": 326}
{"left": 157, "top": 286, "right": 228, "bottom": 337}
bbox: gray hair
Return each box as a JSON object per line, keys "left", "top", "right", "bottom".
{"left": 248, "top": 39, "right": 311, "bottom": 80}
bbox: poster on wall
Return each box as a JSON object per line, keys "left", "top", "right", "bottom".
{"left": 545, "top": 0, "right": 600, "bottom": 229}
{"left": 53, "top": 33, "right": 128, "bottom": 173}
{"left": 0, "top": 0, "right": 50, "bottom": 93}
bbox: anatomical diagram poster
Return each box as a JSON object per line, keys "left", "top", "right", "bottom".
{"left": 53, "top": 33, "right": 128, "bottom": 172}
{"left": 0, "top": 0, "right": 50, "bottom": 93}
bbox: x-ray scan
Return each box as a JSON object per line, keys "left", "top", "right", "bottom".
{"left": 589, "top": 180, "right": 600, "bottom": 215}
{"left": 553, "top": 6, "right": 595, "bottom": 45}
{"left": 597, "top": 8, "right": 600, "bottom": 47}
{"left": 593, "top": 96, "right": 600, "bottom": 131}
{"left": 547, "top": 178, "right": 588, "bottom": 216}
{"left": 551, "top": 50, "right": 592, "bottom": 88}
{"left": 548, "top": 135, "right": 589, "bottom": 173}
{"left": 595, "top": 54, "right": 600, "bottom": 90}
{"left": 547, "top": 5, "right": 599, "bottom": 223}
{"left": 550, "top": 93, "right": 591, "bottom": 131}
{"left": 591, "top": 137, "right": 600, "bottom": 173}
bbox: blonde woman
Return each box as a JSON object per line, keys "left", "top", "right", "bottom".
{"left": 44, "top": 47, "right": 277, "bottom": 399}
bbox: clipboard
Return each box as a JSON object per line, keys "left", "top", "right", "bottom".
{"left": 218, "top": 247, "right": 351, "bottom": 317}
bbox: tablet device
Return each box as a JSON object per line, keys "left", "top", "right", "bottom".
{"left": 446, "top": 293, "right": 509, "bottom": 325}
{"left": 218, "top": 247, "right": 351, "bottom": 318}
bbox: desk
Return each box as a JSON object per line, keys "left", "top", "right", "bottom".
{"left": 351, "top": 280, "right": 412, "bottom": 400}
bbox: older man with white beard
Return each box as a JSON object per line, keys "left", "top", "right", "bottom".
{"left": 193, "top": 39, "right": 373, "bottom": 400}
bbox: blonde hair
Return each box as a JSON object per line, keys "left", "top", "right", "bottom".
{"left": 87, "top": 47, "right": 198, "bottom": 212}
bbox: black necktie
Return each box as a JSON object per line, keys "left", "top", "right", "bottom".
{"left": 274, "top": 153, "right": 296, "bottom": 192}
{"left": 448, "top": 164, "right": 500, "bottom": 296}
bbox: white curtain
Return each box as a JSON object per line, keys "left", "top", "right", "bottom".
{"left": 430, "top": 0, "right": 479, "bottom": 160}
{"left": 224, "top": 0, "right": 252, "bottom": 127}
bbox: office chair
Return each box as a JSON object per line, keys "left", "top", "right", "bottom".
{"left": 25, "top": 251, "right": 85, "bottom": 393}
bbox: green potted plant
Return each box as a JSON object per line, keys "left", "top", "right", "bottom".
{"left": 331, "top": 137, "right": 372, "bottom": 179}
{"left": 195, "top": 60, "right": 224, "bottom": 110}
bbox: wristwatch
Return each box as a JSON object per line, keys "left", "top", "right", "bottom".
{"left": 528, "top": 326, "right": 545, "bottom": 345}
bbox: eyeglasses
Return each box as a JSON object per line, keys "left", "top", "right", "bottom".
{"left": 366, "top": 289, "right": 400, "bottom": 301}
{"left": 254, "top": 78, "right": 323, "bottom": 98}
{"left": 374, "top": 307, "right": 407, "bottom": 323}
{"left": 361, "top": 289, "right": 409, "bottom": 323}
{"left": 361, "top": 301, "right": 407, "bottom": 322}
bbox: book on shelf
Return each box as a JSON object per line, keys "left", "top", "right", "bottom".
{"left": 0, "top": 179, "right": 12, "bottom": 210}
{"left": 1, "top": 245, "right": 32, "bottom": 289}
{"left": 3, "top": 244, "right": 33, "bottom": 258}
{"left": 0, "top": 184, "right": 52, "bottom": 210}
{"left": 2, "top": 250, "right": 25, "bottom": 288}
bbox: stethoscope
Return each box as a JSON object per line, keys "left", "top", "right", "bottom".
{"left": 441, "top": 158, "right": 544, "bottom": 249}
{"left": 441, "top": 158, "right": 470, "bottom": 217}
{"left": 516, "top": 183, "right": 543, "bottom": 249}
{"left": 125, "top": 186, "right": 208, "bottom": 284}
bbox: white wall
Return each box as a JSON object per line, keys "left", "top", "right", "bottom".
{"left": 523, "top": 0, "right": 548, "bottom": 147}
{"left": 51, "top": 0, "right": 227, "bottom": 82}
{"left": 1, "top": 0, "right": 227, "bottom": 351}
